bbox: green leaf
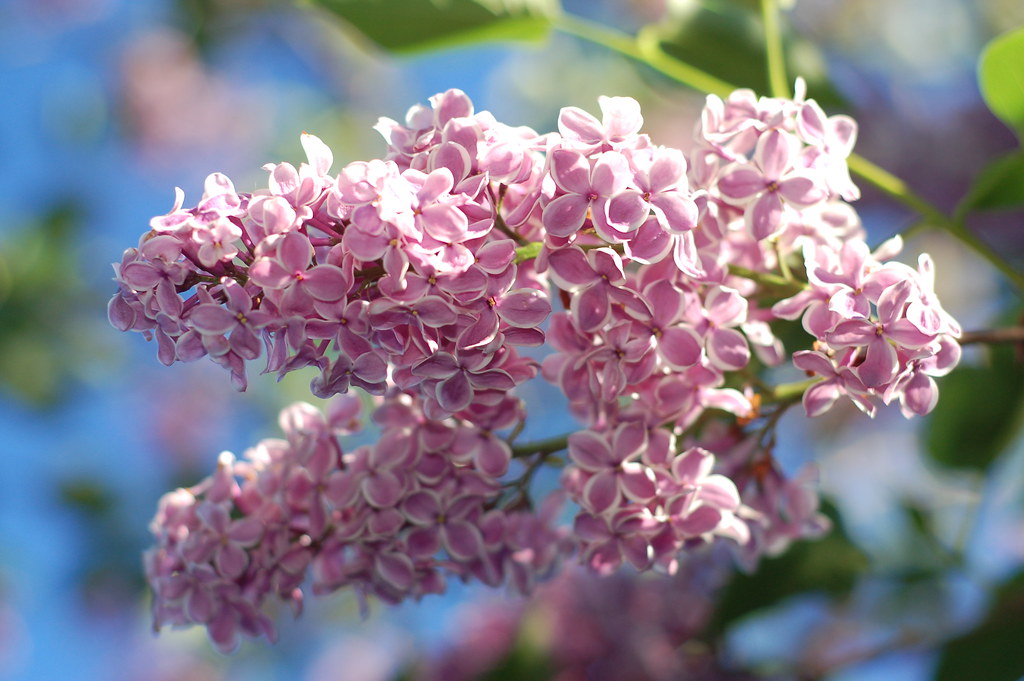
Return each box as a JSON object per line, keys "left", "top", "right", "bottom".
{"left": 934, "top": 571, "right": 1024, "bottom": 681}
{"left": 979, "top": 26, "right": 1024, "bottom": 141}
{"left": 0, "top": 201, "right": 96, "bottom": 406}
{"left": 305, "top": 0, "right": 559, "bottom": 53}
{"left": 956, "top": 151, "right": 1024, "bottom": 218}
{"left": 925, "top": 342, "right": 1024, "bottom": 470}
{"left": 707, "top": 501, "right": 868, "bottom": 636}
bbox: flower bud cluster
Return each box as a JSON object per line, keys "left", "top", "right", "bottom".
{"left": 145, "top": 396, "right": 569, "bottom": 652}
{"left": 695, "top": 83, "right": 960, "bottom": 417}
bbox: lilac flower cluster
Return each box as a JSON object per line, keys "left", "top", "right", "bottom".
{"left": 776, "top": 243, "right": 961, "bottom": 418}
{"left": 109, "top": 89, "right": 550, "bottom": 428}
{"left": 145, "top": 396, "right": 569, "bottom": 652}
{"left": 531, "top": 84, "right": 957, "bottom": 569}
{"left": 415, "top": 558, "right": 729, "bottom": 681}
{"left": 119, "top": 85, "right": 962, "bottom": 650}
{"left": 699, "top": 421, "right": 832, "bottom": 569}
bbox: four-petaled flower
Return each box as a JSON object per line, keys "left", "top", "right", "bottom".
{"left": 718, "top": 129, "right": 827, "bottom": 240}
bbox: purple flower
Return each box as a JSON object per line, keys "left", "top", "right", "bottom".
{"left": 311, "top": 348, "right": 388, "bottom": 398}
{"left": 187, "top": 278, "right": 273, "bottom": 360}
{"left": 792, "top": 349, "right": 875, "bottom": 417}
{"left": 542, "top": 149, "right": 631, "bottom": 240}
{"left": 568, "top": 423, "right": 657, "bottom": 515}
{"left": 558, "top": 95, "right": 646, "bottom": 153}
{"left": 402, "top": 487, "right": 486, "bottom": 561}
{"left": 411, "top": 349, "right": 516, "bottom": 417}
{"left": 574, "top": 508, "right": 658, "bottom": 574}
{"left": 547, "top": 246, "right": 647, "bottom": 332}
{"left": 181, "top": 501, "right": 263, "bottom": 579}
{"left": 717, "top": 129, "right": 827, "bottom": 240}
{"left": 606, "top": 146, "right": 698, "bottom": 235}
{"left": 692, "top": 285, "right": 751, "bottom": 372}
{"left": 664, "top": 448, "right": 747, "bottom": 542}
{"left": 249, "top": 231, "right": 349, "bottom": 315}
{"left": 118, "top": 235, "right": 191, "bottom": 320}
{"left": 635, "top": 280, "right": 703, "bottom": 370}
{"left": 827, "top": 280, "right": 935, "bottom": 388}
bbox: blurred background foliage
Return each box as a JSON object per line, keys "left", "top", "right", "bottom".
{"left": 1, "top": 0, "right": 1023, "bottom": 680}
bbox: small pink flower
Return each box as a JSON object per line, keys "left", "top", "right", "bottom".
{"left": 558, "top": 95, "right": 646, "bottom": 153}
{"left": 568, "top": 423, "right": 657, "bottom": 515}
{"left": 402, "top": 488, "right": 486, "bottom": 562}
{"left": 718, "top": 129, "right": 827, "bottom": 240}
{"left": 542, "top": 149, "right": 631, "bottom": 240}
{"left": 249, "top": 231, "right": 349, "bottom": 314}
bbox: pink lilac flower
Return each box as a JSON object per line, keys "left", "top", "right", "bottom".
{"left": 126, "top": 88, "right": 966, "bottom": 653}
{"left": 568, "top": 423, "right": 657, "bottom": 515}
{"left": 542, "top": 148, "right": 632, "bottom": 240}
{"left": 558, "top": 95, "right": 648, "bottom": 153}
{"left": 717, "top": 129, "right": 828, "bottom": 240}
{"left": 146, "top": 395, "right": 569, "bottom": 651}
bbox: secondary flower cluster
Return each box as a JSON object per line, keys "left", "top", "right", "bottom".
{"left": 563, "top": 422, "right": 747, "bottom": 575}
{"left": 701, "top": 420, "right": 832, "bottom": 570}
{"left": 122, "top": 85, "right": 962, "bottom": 651}
{"left": 528, "top": 85, "right": 956, "bottom": 567}
{"left": 775, "top": 243, "right": 961, "bottom": 418}
{"left": 414, "top": 558, "right": 725, "bottom": 681}
{"left": 145, "top": 395, "right": 569, "bottom": 652}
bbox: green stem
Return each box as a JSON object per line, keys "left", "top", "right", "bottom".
{"left": 849, "top": 154, "right": 1024, "bottom": 291}
{"left": 514, "top": 241, "right": 543, "bottom": 264}
{"left": 760, "top": 0, "right": 789, "bottom": 98}
{"left": 553, "top": 14, "right": 736, "bottom": 98}
{"left": 950, "top": 232, "right": 1024, "bottom": 290}
{"left": 505, "top": 418, "right": 526, "bottom": 445}
{"left": 847, "top": 154, "right": 949, "bottom": 226}
{"left": 897, "top": 218, "right": 932, "bottom": 242}
{"left": 490, "top": 184, "right": 528, "bottom": 246}
{"left": 728, "top": 264, "right": 808, "bottom": 295}
{"left": 768, "top": 377, "right": 818, "bottom": 403}
{"left": 772, "top": 238, "right": 794, "bottom": 282}
{"left": 511, "top": 433, "right": 570, "bottom": 459}
{"left": 944, "top": 220, "right": 1024, "bottom": 291}
{"left": 494, "top": 213, "right": 528, "bottom": 246}
{"left": 501, "top": 448, "right": 557, "bottom": 511}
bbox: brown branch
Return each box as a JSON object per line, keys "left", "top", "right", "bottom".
{"left": 958, "top": 327, "right": 1024, "bottom": 345}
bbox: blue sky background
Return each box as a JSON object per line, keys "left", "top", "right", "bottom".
{"left": 1, "top": 1, "right": 1023, "bottom": 680}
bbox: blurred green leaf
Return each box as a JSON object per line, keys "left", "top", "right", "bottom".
{"left": 934, "top": 571, "right": 1024, "bottom": 681}
{"left": 925, "top": 342, "right": 1024, "bottom": 470}
{"left": 979, "top": 26, "right": 1024, "bottom": 141}
{"left": 174, "top": 0, "right": 271, "bottom": 52}
{"left": 956, "top": 151, "right": 1024, "bottom": 218}
{"left": 58, "top": 479, "right": 114, "bottom": 516}
{"left": 478, "top": 635, "right": 551, "bottom": 681}
{"left": 306, "top": 0, "right": 559, "bottom": 53}
{"left": 649, "top": 0, "right": 844, "bottom": 106}
{"left": 707, "top": 502, "right": 868, "bottom": 636}
{"left": 899, "top": 501, "right": 961, "bottom": 568}
{"left": 0, "top": 201, "right": 96, "bottom": 406}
